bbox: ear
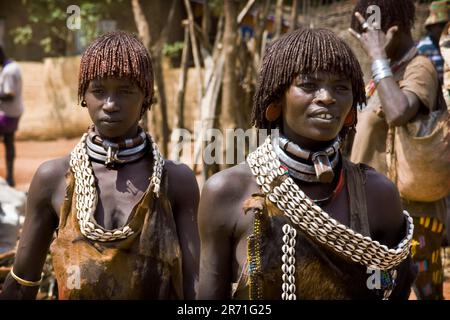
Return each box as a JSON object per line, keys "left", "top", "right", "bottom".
{"left": 265, "top": 103, "right": 282, "bottom": 122}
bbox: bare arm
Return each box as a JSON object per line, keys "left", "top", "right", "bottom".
{"left": 197, "top": 174, "right": 236, "bottom": 300}
{"left": 376, "top": 79, "right": 420, "bottom": 126}
{"left": 167, "top": 162, "right": 200, "bottom": 300}
{"left": 349, "top": 13, "right": 421, "bottom": 126}
{"left": 0, "top": 162, "right": 60, "bottom": 299}
{"left": 0, "top": 71, "right": 17, "bottom": 102}
{"left": 364, "top": 170, "right": 415, "bottom": 299}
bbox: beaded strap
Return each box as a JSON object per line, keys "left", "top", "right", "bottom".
{"left": 281, "top": 224, "right": 297, "bottom": 300}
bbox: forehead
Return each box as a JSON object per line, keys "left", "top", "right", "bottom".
{"left": 89, "top": 77, "right": 138, "bottom": 87}
{"left": 297, "top": 71, "right": 351, "bottom": 82}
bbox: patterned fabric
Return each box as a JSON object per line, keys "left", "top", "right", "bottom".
{"left": 417, "top": 35, "right": 445, "bottom": 83}
{"left": 410, "top": 216, "right": 445, "bottom": 300}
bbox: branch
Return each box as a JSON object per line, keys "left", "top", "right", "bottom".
{"left": 153, "top": 0, "right": 177, "bottom": 53}
{"left": 183, "top": 0, "right": 204, "bottom": 92}
{"left": 130, "top": 0, "right": 151, "bottom": 49}
{"left": 237, "top": 0, "right": 257, "bottom": 25}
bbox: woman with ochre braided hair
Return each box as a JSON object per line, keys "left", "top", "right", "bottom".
{"left": 0, "top": 31, "right": 199, "bottom": 299}
{"left": 197, "top": 28, "right": 416, "bottom": 300}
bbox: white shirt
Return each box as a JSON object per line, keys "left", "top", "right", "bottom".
{"left": 0, "top": 61, "right": 24, "bottom": 118}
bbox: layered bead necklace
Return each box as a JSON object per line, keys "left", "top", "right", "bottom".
{"left": 69, "top": 126, "right": 164, "bottom": 242}
{"left": 275, "top": 134, "right": 341, "bottom": 183}
{"left": 247, "top": 136, "right": 414, "bottom": 300}
{"left": 273, "top": 134, "right": 344, "bottom": 207}
{"left": 86, "top": 125, "right": 149, "bottom": 169}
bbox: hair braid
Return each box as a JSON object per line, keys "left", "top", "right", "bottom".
{"left": 78, "top": 31, "right": 154, "bottom": 109}
{"left": 252, "top": 28, "right": 366, "bottom": 134}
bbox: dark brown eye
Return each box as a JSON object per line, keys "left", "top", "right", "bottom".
{"left": 298, "top": 82, "right": 317, "bottom": 91}
{"left": 91, "top": 88, "right": 104, "bottom": 94}
{"left": 335, "top": 85, "right": 350, "bottom": 92}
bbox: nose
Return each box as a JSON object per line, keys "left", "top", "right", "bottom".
{"left": 313, "top": 88, "right": 336, "bottom": 105}
{"left": 102, "top": 96, "right": 120, "bottom": 113}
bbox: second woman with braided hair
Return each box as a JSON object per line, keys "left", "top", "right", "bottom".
{"left": 197, "top": 28, "right": 415, "bottom": 300}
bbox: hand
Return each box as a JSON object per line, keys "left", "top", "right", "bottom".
{"left": 348, "top": 12, "right": 398, "bottom": 61}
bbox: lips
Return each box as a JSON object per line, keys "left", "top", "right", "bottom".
{"left": 100, "top": 117, "right": 120, "bottom": 123}
{"left": 313, "top": 113, "right": 334, "bottom": 120}
{"left": 309, "top": 109, "right": 339, "bottom": 121}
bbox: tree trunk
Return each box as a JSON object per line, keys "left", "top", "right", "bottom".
{"left": 274, "top": 0, "right": 284, "bottom": 40}
{"left": 221, "top": 0, "right": 239, "bottom": 169}
{"left": 152, "top": 53, "right": 170, "bottom": 157}
{"left": 172, "top": 21, "right": 190, "bottom": 161}
{"left": 183, "top": 0, "right": 204, "bottom": 94}
{"left": 202, "top": 1, "right": 210, "bottom": 48}
{"left": 131, "top": 0, "right": 174, "bottom": 157}
{"left": 290, "top": 0, "right": 298, "bottom": 32}
{"left": 254, "top": 0, "right": 271, "bottom": 67}
{"left": 130, "top": 0, "right": 151, "bottom": 133}
{"left": 174, "top": 22, "right": 190, "bottom": 131}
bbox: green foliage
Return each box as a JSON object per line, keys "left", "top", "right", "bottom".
{"left": 10, "top": 0, "right": 122, "bottom": 56}
{"left": 162, "top": 41, "right": 184, "bottom": 58}
{"left": 208, "top": 0, "right": 224, "bottom": 16}
{"left": 10, "top": 25, "right": 32, "bottom": 45}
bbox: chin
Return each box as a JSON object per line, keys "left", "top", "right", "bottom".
{"left": 95, "top": 126, "right": 123, "bottom": 139}
{"left": 307, "top": 131, "right": 340, "bottom": 142}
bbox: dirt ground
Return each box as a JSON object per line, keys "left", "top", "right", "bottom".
{"left": 0, "top": 138, "right": 449, "bottom": 300}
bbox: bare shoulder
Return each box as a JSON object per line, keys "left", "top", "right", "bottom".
{"left": 29, "top": 155, "right": 70, "bottom": 201}
{"left": 33, "top": 155, "right": 70, "bottom": 186}
{"left": 362, "top": 166, "right": 405, "bottom": 245}
{"left": 164, "top": 160, "right": 199, "bottom": 195}
{"left": 164, "top": 160, "right": 196, "bottom": 181}
{"left": 199, "top": 162, "right": 256, "bottom": 231}
{"left": 201, "top": 162, "right": 255, "bottom": 203}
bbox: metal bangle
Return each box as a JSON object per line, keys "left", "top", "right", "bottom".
{"left": 371, "top": 59, "right": 390, "bottom": 72}
{"left": 372, "top": 59, "right": 393, "bottom": 83}
{"left": 373, "top": 68, "right": 393, "bottom": 84}
{"left": 10, "top": 268, "right": 43, "bottom": 287}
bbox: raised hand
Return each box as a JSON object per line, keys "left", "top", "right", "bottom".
{"left": 348, "top": 12, "right": 398, "bottom": 61}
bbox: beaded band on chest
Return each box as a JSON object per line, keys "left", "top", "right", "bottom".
{"left": 69, "top": 132, "right": 164, "bottom": 242}
{"left": 247, "top": 136, "right": 414, "bottom": 271}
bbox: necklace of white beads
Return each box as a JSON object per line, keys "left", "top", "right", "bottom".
{"left": 247, "top": 136, "right": 414, "bottom": 300}
{"left": 69, "top": 132, "right": 164, "bottom": 242}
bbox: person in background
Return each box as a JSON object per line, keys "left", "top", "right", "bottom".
{"left": 0, "top": 46, "right": 24, "bottom": 187}
{"left": 349, "top": 0, "right": 447, "bottom": 300}
{"left": 417, "top": 0, "right": 449, "bottom": 83}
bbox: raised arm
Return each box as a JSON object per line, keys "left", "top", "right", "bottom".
{"left": 348, "top": 13, "right": 435, "bottom": 127}
{"left": 0, "top": 161, "right": 60, "bottom": 299}
{"left": 167, "top": 162, "right": 200, "bottom": 300}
